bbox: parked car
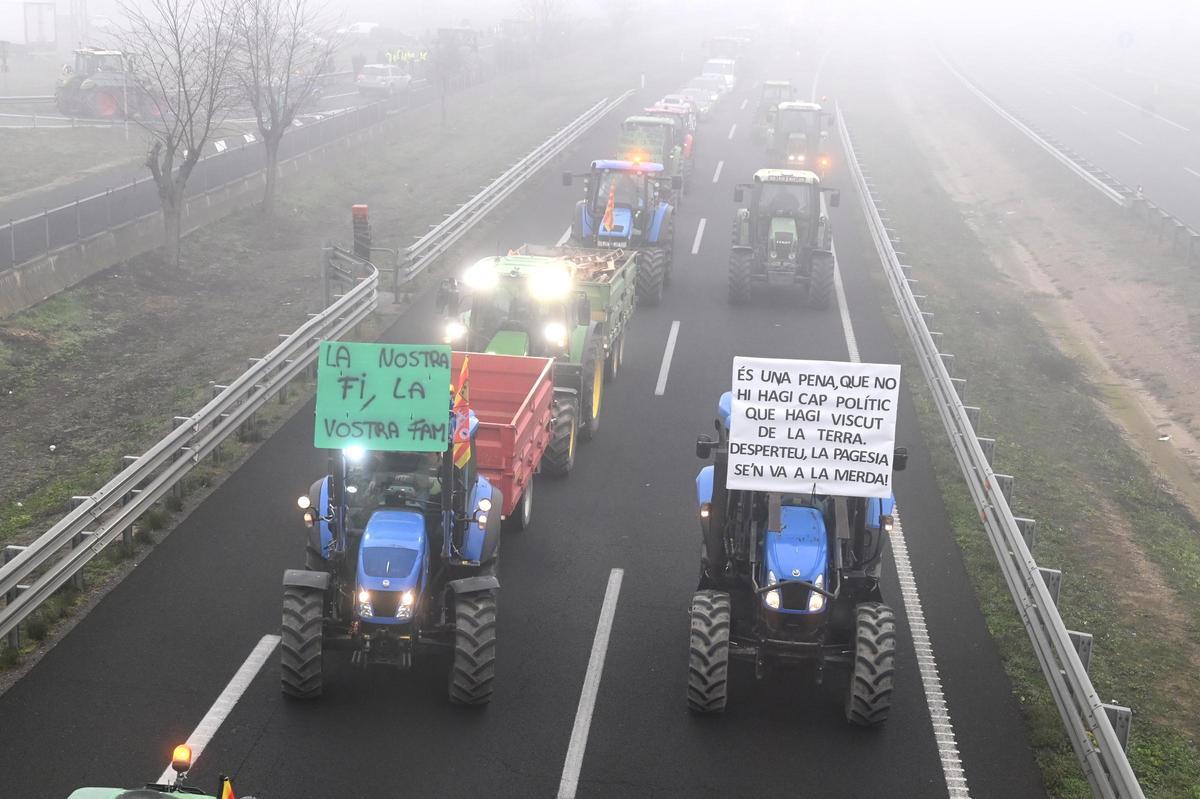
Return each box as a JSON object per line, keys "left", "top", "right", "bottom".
{"left": 356, "top": 64, "right": 411, "bottom": 97}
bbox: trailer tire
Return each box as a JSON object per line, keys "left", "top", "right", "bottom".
{"left": 449, "top": 590, "right": 497, "bottom": 706}
{"left": 688, "top": 590, "right": 730, "bottom": 714}
{"left": 845, "top": 602, "right": 896, "bottom": 726}
{"left": 502, "top": 481, "right": 533, "bottom": 533}
{"left": 580, "top": 338, "right": 604, "bottom": 441}
{"left": 808, "top": 251, "right": 834, "bottom": 310}
{"left": 729, "top": 251, "right": 752, "bottom": 304}
{"left": 280, "top": 584, "right": 324, "bottom": 699}
{"left": 637, "top": 249, "right": 667, "bottom": 307}
{"left": 542, "top": 396, "right": 577, "bottom": 477}
{"left": 604, "top": 332, "right": 624, "bottom": 384}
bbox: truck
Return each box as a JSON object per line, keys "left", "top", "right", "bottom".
{"left": 282, "top": 346, "right": 557, "bottom": 704}
{"left": 564, "top": 159, "right": 678, "bottom": 306}
{"left": 438, "top": 245, "right": 637, "bottom": 455}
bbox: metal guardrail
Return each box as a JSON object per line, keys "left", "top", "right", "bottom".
{"left": 836, "top": 105, "right": 1146, "bottom": 799}
{"left": 394, "top": 89, "right": 635, "bottom": 291}
{"left": 0, "top": 86, "right": 635, "bottom": 648}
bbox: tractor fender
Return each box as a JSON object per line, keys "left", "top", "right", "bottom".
{"left": 574, "top": 199, "right": 593, "bottom": 243}
{"left": 448, "top": 575, "right": 500, "bottom": 595}
{"left": 568, "top": 320, "right": 601, "bottom": 364}
{"left": 732, "top": 208, "right": 751, "bottom": 247}
{"left": 462, "top": 483, "right": 503, "bottom": 564}
{"left": 307, "top": 476, "right": 332, "bottom": 557}
{"left": 648, "top": 203, "right": 671, "bottom": 244}
{"left": 696, "top": 465, "right": 714, "bottom": 506}
{"left": 554, "top": 361, "right": 584, "bottom": 394}
{"left": 283, "top": 569, "right": 330, "bottom": 591}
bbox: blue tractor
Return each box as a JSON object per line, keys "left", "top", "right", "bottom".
{"left": 281, "top": 411, "right": 502, "bottom": 705}
{"left": 563, "top": 159, "right": 679, "bottom": 306}
{"left": 689, "top": 392, "right": 908, "bottom": 724}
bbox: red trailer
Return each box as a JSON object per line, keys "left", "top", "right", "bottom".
{"left": 452, "top": 351, "right": 555, "bottom": 529}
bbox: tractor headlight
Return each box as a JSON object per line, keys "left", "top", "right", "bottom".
{"left": 769, "top": 250, "right": 778, "bottom": 259}
{"left": 462, "top": 261, "right": 499, "bottom": 290}
{"left": 477, "top": 497, "right": 493, "bottom": 513}
{"left": 808, "top": 574, "right": 826, "bottom": 612}
{"left": 881, "top": 514, "right": 895, "bottom": 532}
{"left": 396, "top": 590, "right": 415, "bottom": 619}
{"left": 543, "top": 322, "right": 568, "bottom": 348}
{"left": 443, "top": 320, "right": 467, "bottom": 343}
{"left": 764, "top": 570, "right": 781, "bottom": 610}
{"left": 343, "top": 444, "right": 366, "bottom": 463}
{"left": 357, "top": 589, "right": 374, "bottom": 617}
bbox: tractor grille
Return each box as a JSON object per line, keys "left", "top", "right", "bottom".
{"left": 370, "top": 590, "right": 401, "bottom": 618}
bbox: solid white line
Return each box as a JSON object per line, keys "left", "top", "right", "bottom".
{"left": 555, "top": 225, "right": 572, "bottom": 246}
{"left": 1116, "top": 129, "right": 1143, "bottom": 146}
{"left": 1185, "top": 167, "right": 1200, "bottom": 180}
{"left": 156, "top": 635, "right": 280, "bottom": 784}
{"left": 691, "top": 218, "right": 707, "bottom": 255}
{"left": 556, "top": 568, "right": 624, "bottom": 799}
{"left": 654, "top": 321, "right": 680, "bottom": 396}
{"left": 739, "top": 98, "right": 747, "bottom": 111}
{"left": 727, "top": 123, "right": 737, "bottom": 140}
{"left": 1075, "top": 74, "right": 1191, "bottom": 132}
{"left": 1071, "top": 105, "right": 1087, "bottom": 115}
{"left": 712, "top": 160, "right": 724, "bottom": 183}
{"left": 832, "top": 245, "right": 971, "bottom": 797}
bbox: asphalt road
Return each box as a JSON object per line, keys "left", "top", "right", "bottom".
{"left": 0, "top": 54, "right": 1046, "bottom": 799}
{"left": 941, "top": 45, "right": 1200, "bottom": 229}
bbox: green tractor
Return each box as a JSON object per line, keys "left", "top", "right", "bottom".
{"left": 729, "top": 169, "right": 840, "bottom": 308}
{"left": 768, "top": 101, "right": 832, "bottom": 173}
{"left": 619, "top": 115, "right": 689, "bottom": 199}
{"left": 751, "top": 80, "right": 796, "bottom": 143}
{"left": 55, "top": 48, "right": 147, "bottom": 119}
{"left": 438, "top": 249, "right": 636, "bottom": 469}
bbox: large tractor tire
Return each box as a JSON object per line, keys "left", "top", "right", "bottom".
{"left": 808, "top": 251, "right": 835, "bottom": 310}
{"left": 604, "top": 332, "right": 625, "bottom": 384}
{"left": 502, "top": 480, "right": 533, "bottom": 533}
{"left": 845, "top": 602, "right": 897, "bottom": 726}
{"left": 280, "top": 584, "right": 325, "bottom": 699}
{"left": 542, "top": 396, "right": 578, "bottom": 477}
{"left": 636, "top": 248, "right": 667, "bottom": 307}
{"left": 449, "top": 590, "right": 498, "bottom": 706}
{"left": 580, "top": 338, "right": 604, "bottom": 442}
{"left": 729, "top": 251, "right": 752, "bottom": 304}
{"left": 304, "top": 546, "right": 324, "bottom": 571}
{"left": 662, "top": 217, "right": 676, "bottom": 285}
{"left": 687, "top": 590, "right": 730, "bottom": 713}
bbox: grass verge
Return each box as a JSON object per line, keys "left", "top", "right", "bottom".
{"left": 0, "top": 127, "right": 147, "bottom": 198}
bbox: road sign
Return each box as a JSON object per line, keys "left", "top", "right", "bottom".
{"left": 314, "top": 342, "right": 452, "bottom": 452}
{"left": 727, "top": 356, "right": 901, "bottom": 497}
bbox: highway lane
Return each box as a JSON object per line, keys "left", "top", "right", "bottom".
{"left": 0, "top": 57, "right": 1046, "bottom": 799}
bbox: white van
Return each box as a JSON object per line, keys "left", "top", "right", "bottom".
{"left": 702, "top": 58, "right": 737, "bottom": 93}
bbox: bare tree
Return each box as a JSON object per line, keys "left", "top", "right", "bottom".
{"left": 519, "top": 0, "right": 571, "bottom": 75}
{"left": 234, "top": 0, "right": 339, "bottom": 214}
{"left": 120, "top": 0, "right": 237, "bottom": 269}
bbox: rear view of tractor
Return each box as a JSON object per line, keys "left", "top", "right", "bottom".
{"left": 729, "top": 169, "right": 840, "bottom": 307}
{"left": 619, "top": 115, "right": 689, "bottom": 198}
{"left": 768, "top": 101, "right": 831, "bottom": 173}
{"left": 751, "top": 80, "right": 796, "bottom": 143}
{"left": 565, "top": 160, "right": 678, "bottom": 305}
{"left": 688, "top": 390, "right": 907, "bottom": 725}
{"left": 55, "top": 48, "right": 145, "bottom": 118}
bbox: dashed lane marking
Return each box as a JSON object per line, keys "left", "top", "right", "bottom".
{"left": 727, "top": 123, "right": 737, "bottom": 140}
{"left": 712, "top": 160, "right": 724, "bottom": 183}
{"left": 654, "top": 321, "right": 680, "bottom": 397}
{"left": 1116, "top": 129, "right": 1144, "bottom": 146}
{"left": 691, "top": 218, "right": 706, "bottom": 255}
{"left": 556, "top": 225, "right": 572, "bottom": 246}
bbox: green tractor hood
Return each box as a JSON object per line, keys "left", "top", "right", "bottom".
{"left": 484, "top": 329, "right": 531, "bottom": 356}
{"left": 770, "top": 216, "right": 798, "bottom": 241}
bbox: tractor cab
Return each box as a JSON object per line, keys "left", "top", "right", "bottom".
{"left": 565, "top": 159, "right": 674, "bottom": 248}
{"left": 771, "top": 101, "right": 830, "bottom": 171}
{"left": 67, "top": 48, "right": 125, "bottom": 75}
{"left": 440, "top": 255, "right": 591, "bottom": 360}
{"left": 620, "top": 115, "right": 682, "bottom": 175}
{"left": 756, "top": 80, "right": 795, "bottom": 128}
{"left": 647, "top": 102, "right": 697, "bottom": 136}
{"left": 55, "top": 48, "right": 142, "bottom": 118}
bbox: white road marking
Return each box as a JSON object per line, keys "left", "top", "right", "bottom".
{"left": 156, "top": 635, "right": 280, "bottom": 784}
{"left": 712, "top": 160, "right": 724, "bottom": 183}
{"left": 727, "top": 123, "right": 737, "bottom": 140}
{"left": 323, "top": 91, "right": 357, "bottom": 101}
{"left": 739, "top": 98, "right": 747, "bottom": 110}
{"left": 691, "top": 218, "right": 707, "bottom": 255}
{"left": 1185, "top": 167, "right": 1200, "bottom": 180}
{"left": 556, "top": 569, "right": 624, "bottom": 799}
{"left": 654, "top": 321, "right": 680, "bottom": 396}
{"left": 1074, "top": 74, "right": 1191, "bottom": 132}
{"left": 832, "top": 245, "right": 971, "bottom": 797}
{"left": 1071, "top": 105, "right": 1088, "bottom": 115}
{"left": 555, "top": 225, "right": 573, "bottom": 246}
{"left": 1116, "top": 129, "right": 1143, "bottom": 146}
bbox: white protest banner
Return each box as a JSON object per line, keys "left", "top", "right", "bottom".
{"left": 727, "top": 356, "right": 901, "bottom": 498}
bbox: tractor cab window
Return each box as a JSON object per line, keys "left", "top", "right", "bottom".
{"left": 777, "top": 109, "right": 818, "bottom": 137}
{"left": 594, "top": 171, "right": 646, "bottom": 212}
{"left": 759, "top": 182, "right": 811, "bottom": 217}
{"left": 83, "top": 54, "right": 123, "bottom": 73}
{"left": 346, "top": 450, "right": 443, "bottom": 530}
{"left": 469, "top": 280, "right": 566, "bottom": 354}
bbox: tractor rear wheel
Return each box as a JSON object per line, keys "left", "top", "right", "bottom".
{"left": 502, "top": 481, "right": 533, "bottom": 533}
{"left": 636, "top": 249, "right": 666, "bottom": 306}
{"left": 449, "top": 590, "right": 497, "bottom": 705}
{"left": 687, "top": 590, "right": 730, "bottom": 713}
{"left": 280, "top": 584, "right": 325, "bottom": 699}
{"left": 662, "top": 217, "right": 676, "bottom": 285}
{"left": 808, "top": 251, "right": 835, "bottom": 310}
{"left": 304, "top": 546, "right": 323, "bottom": 571}
{"left": 845, "top": 602, "right": 897, "bottom": 726}
{"left": 604, "top": 332, "right": 624, "bottom": 383}
{"left": 580, "top": 338, "right": 604, "bottom": 441}
{"left": 729, "top": 251, "right": 752, "bottom": 304}
{"left": 542, "top": 396, "right": 577, "bottom": 477}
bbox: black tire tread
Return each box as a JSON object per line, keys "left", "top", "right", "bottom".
{"left": 729, "top": 251, "right": 752, "bottom": 304}
{"left": 636, "top": 249, "right": 666, "bottom": 306}
{"left": 542, "top": 397, "right": 577, "bottom": 477}
{"left": 449, "top": 591, "right": 498, "bottom": 705}
{"left": 280, "top": 585, "right": 324, "bottom": 699}
{"left": 687, "top": 590, "right": 730, "bottom": 713}
{"left": 845, "top": 602, "right": 897, "bottom": 726}
{"left": 809, "top": 251, "right": 834, "bottom": 310}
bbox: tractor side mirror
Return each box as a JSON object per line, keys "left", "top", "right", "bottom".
{"left": 671, "top": 175, "right": 682, "bottom": 191}
{"left": 696, "top": 434, "right": 715, "bottom": 459}
{"left": 436, "top": 278, "right": 459, "bottom": 313}
{"left": 733, "top": 187, "right": 744, "bottom": 203}
{"left": 574, "top": 292, "right": 591, "bottom": 323}
{"left": 562, "top": 172, "right": 574, "bottom": 186}
{"left": 893, "top": 446, "right": 908, "bottom": 472}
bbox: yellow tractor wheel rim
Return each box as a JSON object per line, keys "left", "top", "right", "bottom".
{"left": 592, "top": 358, "right": 604, "bottom": 421}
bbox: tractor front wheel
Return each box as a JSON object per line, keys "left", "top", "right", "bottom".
{"left": 808, "top": 251, "right": 835, "bottom": 310}
{"left": 580, "top": 339, "right": 604, "bottom": 441}
{"left": 729, "top": 251, "right": 752, "bottom": 304}
{"left": 449, "top": 590, "right": 498, "bottom": 706}
{"left": 636, "top": 248, "right": 667, "bottom": 307}
{"left": 502, "top": 481, "right": 533, "bottom": 533}
{"left": 604, "top": 332, "right": 624, "bottom": 383}
{"left": 845, "top": 602, "right": 897, "bottom": 726}
{"left": 687, "top": 590, "right": 730, "bottom": 713}
{"left": 542, "top": 395, "right": 578, "bottom": 477}
{"left": 280, "top": 584, "right": 325, "bottom": 699}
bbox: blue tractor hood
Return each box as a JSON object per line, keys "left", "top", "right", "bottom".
{"left": 764, "top": 505, "right": 828, "bottom": 612}
{"left": 599, "top": 206, "right": 633, "bottom": 240}
{"left": 357, "top": 509, "right": 426, "bottom": 595}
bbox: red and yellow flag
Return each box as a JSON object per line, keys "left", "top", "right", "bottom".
{"left": 217, "top": 775, "right": 236, "bottom": 799}
{"left": 452, "top": 356, "right": 471, "bottom": 469}
{"left": 601, "top": 181, "right": 616, "bottom": 232}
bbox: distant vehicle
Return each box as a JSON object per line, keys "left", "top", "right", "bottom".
{"left": 702, "top": 58, "right": 738, "bottom": 92}
{"left": 661, "top": 93, "right": 701, "bottom": 120}
{"left": 355, "top": 64, "right": 411, "bottom": 97}
{"left": 687, "top": 74, "right": 728, "bottom": 102}
{"left": 676, "top": 86, "right": 715, "bottom": 120}
{"left": 54, "top": 48, "right": 151, "bottom": 119}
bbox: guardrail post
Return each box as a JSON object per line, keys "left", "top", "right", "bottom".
{"left": 963, "top": 405, "right": 981, "bottom": 429}
{"left": 1103, "top": 704, "right": 1132, "bottom": 751}
{"left": 1038, "top": 567, "right": 1062, "bottom": 605}
{"left": 950, "top": 377, "right": 966, "bottom": 402}
{"left": 993, "top": 473, "right": 1014, "bottom": 505}
{"left": 4, "top": 545, "right": 27, "bottom": 650}
{"left": 928, "top": 331, "right": 943, "bottom": 347}
{"left": 1015, "top": 517, "right": 1037, "bottom": 551}
{"left": 1068, "top": 630, "right": 1093, "bottom": 672}
{"left": 939, "top": 353, "right": 955, "bottom": 376}
{"left": 977, "top": 437, "right": 995, "bottom": 466}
